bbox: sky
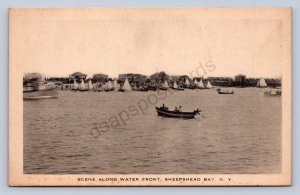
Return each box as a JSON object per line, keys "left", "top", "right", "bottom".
{"left": 10, "top": 8, "right": 290, "bottom": 79}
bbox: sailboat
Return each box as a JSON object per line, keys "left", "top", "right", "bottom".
{"left": 197, "top": 79, "right": 205, "bottom": 89}
{"left": 72, "top": 79, "right": 79, "bottom": 91}
{"left": 104, "top": 81, "right": 114, "bottom": 92}
{"left": 113, "top": 79, "right": 119, "bottom": 91}
{"left": 206, "top": 80, "right": 213, "bottom": 89}
{"left": 79, "top": 79, "right": 88, "bottom": 91}
{"left": 257, "top": 78, "right": 268, "bottom": 88}
{"left": 171, "top": 81, "right": 184, "bottom": 90}
{"left": 160, "top": 80, "right": 169, "bottom": 90}
{"left": 185, "top": 78, "right": 190, "bottom": 86}
{"left": 185, "top": 78, "right": 196, "bottom": 89}
{"left": 119, "top": 78, "right": 132, "bottom": 92}
{"left": 88, "top": 80, "right": 93, "bottom": 91}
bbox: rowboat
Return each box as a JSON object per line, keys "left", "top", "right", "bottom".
{"left": 217, "top": 88, "right": 234, "bottom": 94}
{"left": 218, "top": 91, "right": 234, "bottom": 94}
{"left": 155, "top": 107, "right": 200, "bottom": 119}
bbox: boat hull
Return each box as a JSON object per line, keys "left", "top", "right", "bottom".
{"left": 218, "top": 91, "right": 234, "bottom": 94}
{"left": 23, "top": 88, "right": 59, "bottom": 100}
{"left": 155, "top": 107, "right": 198, "bottom": 119}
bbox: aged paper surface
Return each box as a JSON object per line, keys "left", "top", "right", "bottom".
{"left": 9, "top": 8, "right": 291, "bottom": 186}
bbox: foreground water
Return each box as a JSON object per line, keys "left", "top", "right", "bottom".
{"left": 24, "top": 88, "right": 281, "bottom": 174}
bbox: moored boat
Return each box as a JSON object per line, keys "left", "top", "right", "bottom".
{"left": 79, "top": 79, "right": 88, "bottom": 91}
{"left": 216, "top": 88, "right": 234, "bottom": 94}
{"left": 257, "top": 78, "right": 268, "bottom": 88}
{"left": 206, "top": 80, "right": 213, "bottom": 89}
{"left": 155, "top": 106, "right": 201, "bottom": 119}
{"left": 119, "top": 78, "right": 132, "bottom": 92}
{"left": 264, "top": 89, "right": 281, "bottom": 96}
{"left": 88, "top": 80, "right": 93, "bottom": 91}
{"left": 72, "top": 79, "right": 79, "bottom": 91}
{"left": 104, "top": 81, "right": 114, "bottom": 92}
{"left": 171, "top": 82, "right": 184, "bottom": 90}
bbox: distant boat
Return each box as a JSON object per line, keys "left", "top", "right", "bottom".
{"left": 206, "top": 81, "right": 213, "bottom": 89}
{"left": 88, "top": 80, "right": 93, "bottom": 91}
{"left": 160, "top": 80, "right": 169, "bottom": 90}
{"left": 185, "top": 78, "right": 190, "bottom": 86}
{"left": 155, "top": 106, "right": 201, "bottom": 119}
{"left": 197, "top": 79, "right": 205, "bottom": 89}
{"left": 119, "top": 78, "right": 131, "bottom": 92}
{"left": 79, "top": 79, "right": 88, "bottom": 91}
{"left": 104, "top": 81, "right": 114, "bottom": 92}
{"left": 264, "top": 89, "right": 281, "bottom": 96}
{"left": 134, "top": 86, "right": 148, "bottom": 92}
{"left": 257, "top": 78, "right": 268, "bottom": 88}
{"left": 113, "top": 79, "right": 119, "bottom": 91}
{"left": 72, "top": 79, "right": 79, "bottom": 90}
{"left": 216, "top": 88, "right": 234, "bottom": 94}
{"left": 171, "top": 82, "right": 184, "bottom": 90}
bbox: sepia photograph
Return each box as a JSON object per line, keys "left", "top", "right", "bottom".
{"left": 9, "top": 8, "right": 291, "bottom": 186}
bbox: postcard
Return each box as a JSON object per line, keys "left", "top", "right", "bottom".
{"left": 9, "top": 8, "right": 291, "bottom": 186}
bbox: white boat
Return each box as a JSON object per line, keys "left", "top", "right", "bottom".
{"left": 79, "top": 79, "right": 88, "bottom": 91}
{"left": 119, "top": 78, "right": 132, "bottom": 92}
{"left": 185, "top": 78, "right": 190, "bottom": 86}
{"left": 171, "top": 81, "right": 184, "bottom": 90}
{"left": 72, "top": 79, "right": 78, "bottom": 90}
{"left": 197, "top": 79, "right": 205, "bottom": 89}
{"left": 113, "top": 79, "right": 119, "bottom": 91}
{"left": 104, "top": 81, "right": 114, "bottom": 91}
{"left": 162, "top": 80, "right": 169, "bottom": 88}
{"left": 206, "top": 80, "right": 213, "bottom": 89}
{"left": 194, "top": 80, "right": 199, "bottom": 85}
{"left": 174, "top": 82, "right": 178, "bottom": 88}
{"left": 88, "top": 80, "right": 93, "bottom": 91}
{"left": 257, "top": 78, "right": 268, "bottom": 88}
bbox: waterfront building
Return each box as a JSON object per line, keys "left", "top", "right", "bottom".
{"left": 118, "top": 73, "right": 148, "bottom": 84}
{"left": 69, "top": 72, "right": 87, "bottom": 82}
{"left": 93, "top": 73, "right": 109, "bottom": 83}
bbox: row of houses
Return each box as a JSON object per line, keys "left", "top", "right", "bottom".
{"left": 46, "top": 71, "right": 281, "bottom": 87}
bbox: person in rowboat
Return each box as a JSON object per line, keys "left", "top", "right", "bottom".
{"left": 178, "top": 105, "right": 182, "bottom": 112}
{"left": 160, "top": 104, "right": 168, "bottom": 110}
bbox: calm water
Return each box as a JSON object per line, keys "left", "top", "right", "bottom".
{"left": 24, "top": 88, "right": 281, "bottom": 174}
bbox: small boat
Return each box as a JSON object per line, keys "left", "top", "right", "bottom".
{"left": 88, "top": 80, "right": 93, "bottom": 91}
{"left": 113, "top": 79, "right": 119, "bottom": 91}
{"left": 79, "top": 79, "right": 88, "bottom": 91}
{"left": 216, "top": 88, "right": 234, "bottom": 94}
{"left": 206, "top": 81, "right": 213, "bottom": 89}
{"left": 171, "top": 82, "right": 184, "bottom": 90}
{"left": 104, "top": 81, "right": 114, "bottom": 92}
{"left": 119, "top": 78, "right": 132, "bottom": 92}
{"left": 264, "top": 89, "right": 281, "bottom": 96}
{"left": 257, "top": 78, "right": 268, "bottom": 88}
{"left": 132, "top": 84, "right": 148, "bottom": 92}
{"left": 155, "top": 106, "right": 201, "bottom": 119}
{"left": 72, "top": 79, "right": 79, "bottom": 91}
{"left": 159, "top": 80, "right": 169, "bottom": 90}
{"left": 197, "top": 79, "right": 205, "bottom": 89}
